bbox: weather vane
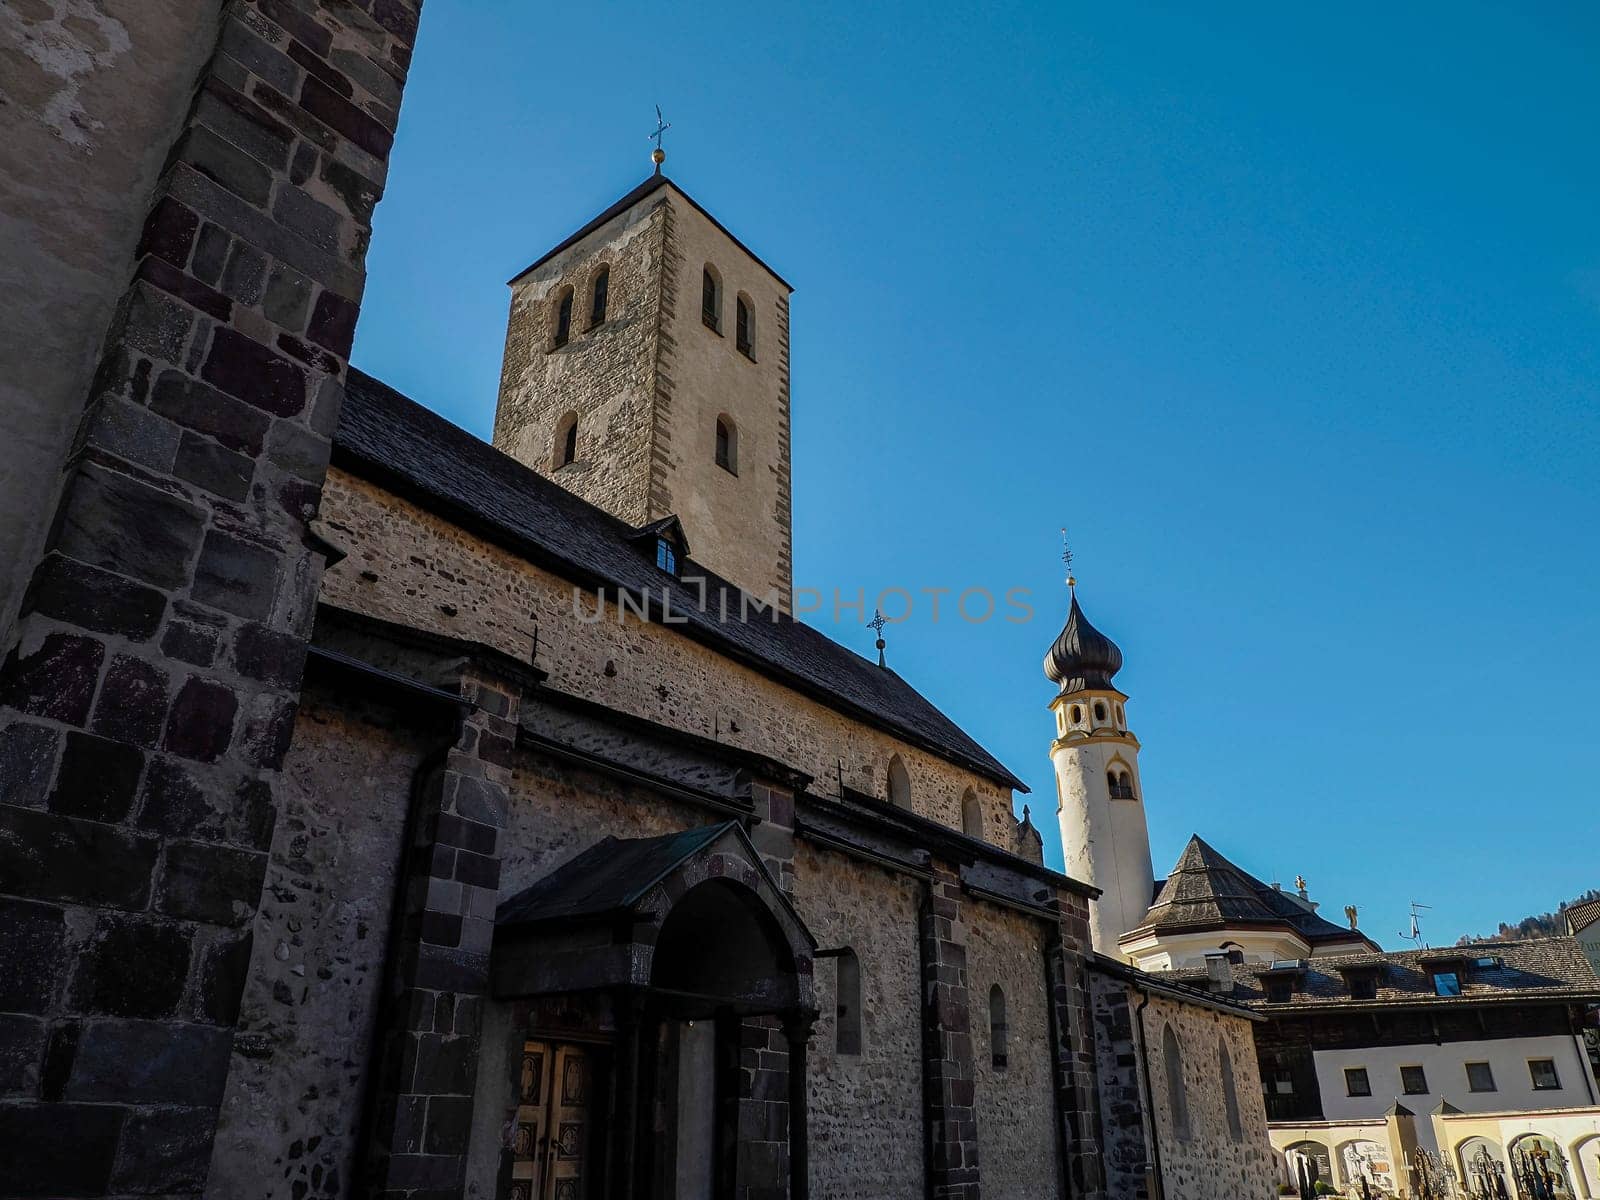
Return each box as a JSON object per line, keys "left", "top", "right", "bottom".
{"left": 648, "top": 105, "right": 670, "bottom": 173}
{"left": 868, "top": 608, "right": 888, "bottom": 668}
{"left": 1060, "top": 528, "right": 1076, "bottom": 593}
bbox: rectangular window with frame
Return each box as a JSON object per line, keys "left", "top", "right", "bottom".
{"left": 1528, "top": 1058, "right": 1561, "bottom": 1091}
{"left": 1344, "top": 1067, "right": 1372, "bottom": 1097}
{"left": 1431, "top": 971, "right": 1462, "bottom": 997}
{"left": 1350, "top": 976, "right": 1378, "bottom": 1000}
{"left": 1466, "top": 1061, "right": 1496, "bottom": 1092}
{"left": 1261, "top": 1067, "right": 1294, "bottom": 1096}
{"left": 1401, "top": 1064, "right": 1429, "bottom": 1095}
{"left": 1265, "top": 979, "right": 1293, "bottom": 1003}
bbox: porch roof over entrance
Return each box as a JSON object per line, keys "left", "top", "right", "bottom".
{"left": 497, "top": 823, "right": 732, "bottom": 927}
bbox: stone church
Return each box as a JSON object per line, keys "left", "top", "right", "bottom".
{"left": 0, "top": 4, "right": 1279, "bottom": 1197}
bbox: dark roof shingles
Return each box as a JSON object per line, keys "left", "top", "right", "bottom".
{"left": 1166, "top": 937, "right": 1600, "bottom": 1009}
{"left": 333, "top": 370, "right": 1024, "bottom": 790}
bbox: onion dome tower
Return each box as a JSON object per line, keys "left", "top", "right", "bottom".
{"left": 1046, "top": 588, "right": 1154, "bottom": 959}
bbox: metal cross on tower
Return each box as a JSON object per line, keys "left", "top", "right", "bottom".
{"left": 868, "top": 609, "right": 888, "bottom": 668}
{"left": 648, "top": 105, "right": 670, "bottom": 172}
{"left": 1060, "top": 527, "right": 1076, "bottom": 592}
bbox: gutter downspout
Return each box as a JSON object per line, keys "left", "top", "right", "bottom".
{"left": 1131, "top": 983, "right": 1166, "bottom": 1200}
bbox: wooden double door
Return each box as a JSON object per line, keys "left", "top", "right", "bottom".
{"left": 509, "top": 1041, "right": 594, "bottom": 1200}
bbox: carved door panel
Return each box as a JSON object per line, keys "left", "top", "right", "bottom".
{"left": 547, "top": 1045, "right": 590, "bottom": 1200}
{"left": 507, "top": 1040, "right": 591, "bottom": 1200}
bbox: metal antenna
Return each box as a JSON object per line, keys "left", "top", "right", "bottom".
{"left": 648, "top": 105, "right": 670, "bottom": 173}
{"left": 1398, "top": 900, "right": 1432, "bottom": 948}
{"left": 868, "top": 609, "right": 888, "bottom": 668}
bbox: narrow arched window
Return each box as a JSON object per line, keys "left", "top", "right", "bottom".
{"left": 735, "top": 294, "right": 754, "bottom": 357}
{"left": 589, "top": 266, "right": 609, "bottom": 327}
{"left": 1163, "top": 1023, "right": 1191, "bottom": 1140}
{"left": 887, "top": 755, "right": 911, "bottom": 809}
{"left": 552, "top": 286, "right": 574, "bottom": 348}
{"left": 715, "top": 415, "right": 737, "bottom": 475}
{"left": 989, "top": 985, "right": 1008, "bottom": 1070}
{"left": 554, "top": 412, "right": 578, "bottom": 469}
{"left": 835, "top": 949, "right": 862, "bottom": 1056}
{"left": 1219, "top": 1037, "right": 1244, "bottom": 1141}
{"left": 701, "top": 266, "right": 721, "bottom": 331}
{"left": 1108, "top": 770, "right": 1135, "bottom": 800}
{"left": 961, "top": 789, "right": 982, "bottom": 838}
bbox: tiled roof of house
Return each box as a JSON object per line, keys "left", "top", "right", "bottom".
{"left": 1124, "top": 835, "right": 1378, "bottom": 950}
{"left": 1565, "top": 897, "right": 1600, "bottom": 935}
{"left": 1165, "top": 937, "right": 1600, "bottom": 1011}
{"left": 332, "top": 369, "right": 1025, "bottom": 791}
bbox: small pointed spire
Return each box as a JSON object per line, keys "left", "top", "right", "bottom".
{"left": 1060, "top": 527, "right": 1076, "bottom": 594}
{"left": 868, "top": 608, "right": 888, "bottom": 667}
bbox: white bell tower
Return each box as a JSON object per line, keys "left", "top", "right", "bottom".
{"left": 1045, "top": 586, "right": 1154, "bottom": 959}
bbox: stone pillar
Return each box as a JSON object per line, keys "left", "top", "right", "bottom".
{"left": 736, "top": 1015, "right": 791, "bottom": 1198}
{"left": 919, "top": 860, "right": 980, "bottom": 1198}
{"left": 1045, "top": 887, "right": 1108, "bottom": 1200}
{"left": 0, "top": 3, "right": 423, "bottom": 1195}
{"left": 785, "top": 1013, "right": 815, "bottom": 1200}
{"left": 363, "top": 667, "right": 517, "bottom": 1196}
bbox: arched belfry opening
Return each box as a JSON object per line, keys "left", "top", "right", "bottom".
{"left": 490, "top": 822, "right": 817, "bottom": 1198}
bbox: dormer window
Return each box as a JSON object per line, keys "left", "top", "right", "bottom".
{"left": 1339, "top": 965, "right": 1382, "bottom": 1000}
{"left": 1431, "top": 970, "right": 1461, "bottom": 997}
{"left": 655, "top": 538, "right": 678, "bottom": 575}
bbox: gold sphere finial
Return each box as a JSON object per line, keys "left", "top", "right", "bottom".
{"left": 1067, "top": 575, "right": 1077, "bottom": 592}
{"left": 652, "top": 146, "right": 666, "bottom": 167}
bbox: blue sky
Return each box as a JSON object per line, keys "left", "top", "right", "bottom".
{"left": 352, "top": 2, "right": 1600, "bottom": 946}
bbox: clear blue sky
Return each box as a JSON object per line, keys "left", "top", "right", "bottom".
{"left": 352, "top": 1, "right": 1600, "bottom": 947}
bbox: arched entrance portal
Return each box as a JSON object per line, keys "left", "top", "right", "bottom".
{"left": 492, "top": 822, "right": 818, "bottom": 1200}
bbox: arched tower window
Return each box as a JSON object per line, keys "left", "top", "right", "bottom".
{"left": 552, "top": 285, "right": 574, "bottom": 348}
{"left": 715, "top": 415, "right": 738, "bottom": 475}
{"left": 989, "top": 985, "right": 1008, "bottom": 1070}
{"left": 736, "top": 294, "right": 754, "bottom": 357}
{"left": 589, "top": 266, "right": 609, "bottom": 327}
{"left": 887, "top": 755, "right": 911, "bottom": 809}
{"left": 1107, "top": 768, "right": 1135, "bottom": 800}
{"left": 835, "top": 948, "right": 862, "bottom": 1055}
{"left": 1162, "top": 1023, "right": 1191, "bottom": 1140}
{"left": 554, "top": 412, "right": 578, "bottom": 469}
{"left": 961, "top": 789, "right": 982, "bottom": 838}
{"left": 701, "top": 265, "right": 722, "bottom": 332}
{"left": 1219, "top": 1037, "right": 1244, "bottom": 1141}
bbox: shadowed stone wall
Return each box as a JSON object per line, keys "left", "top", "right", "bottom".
{"left": 0, "top": 1, "right": 424, "bottom": 1194}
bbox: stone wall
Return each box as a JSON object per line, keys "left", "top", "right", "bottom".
{"left": 0, "top": 0, "right": 223, "bottom": 643}
{"left": 490, "top": 182, "right": 793, "bottom": 608}
{"left": 493, "top": 193, "right": 662, "bottom": 530}
{"left": 0, "top": 2, "right": 424, "bottom": 1194}
{"left": 792, "top": 840, "right": 925, "bottom": 1200}
{"left": 207, "top": 686, "right": 436, "bottom": 1198}
{"left": 967, "top": 902, "right": 1063, "bottom": 1200}
{"left": 1090, "top": 972, "right": 1279, "bottom": 1200}
{"left": 658, "top": 190, "right": 793, "bottom": 608}
{"left": 316, "top": 469, "right": 1019, "bottom": 845}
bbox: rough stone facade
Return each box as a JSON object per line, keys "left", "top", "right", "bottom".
{"left": 0, "top": 1, "right": 223, "bottom": 641}
{"left": 315, "top": 469, "right": 1020, "bottom": 845}
{"left": 1089, "top": 970, "right": 1279, "bottom": 1200}
{"left": 0, "top": 2, "right": 424, "bottom": 1196}
{"left": 795, "top": 841, "right": 925, "bottom": 1200}
{"left": 493, "top": 181, "right": 795, "bottom": 609}
{"left": 967, "top": 903, "right": 1062, "bottom": 1200}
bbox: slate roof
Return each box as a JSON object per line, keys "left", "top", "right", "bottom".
{"left": 1164, "top": 937, "right": 1600, "bottom": 1011}
{"left": 506, "top": 173, "right": 792, "bottom": 290}
{"left": 1125, "top": 835, "right": 1377, "bottom": 949}
{"left": 333, "top": 370, "right": 1026, "bottom": 791}
{"left": 1565, "top": 897, "right": 1600, "bottom": 935}
{"left": 497, "top": 823, "right": 731, "bottom": 926}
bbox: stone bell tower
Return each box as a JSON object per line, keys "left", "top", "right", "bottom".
{"left": 492, "top": 159, "right": 795, "bottom": 609}
{"left": 1045, "top": 588, "right": 1155, "bottom": 958}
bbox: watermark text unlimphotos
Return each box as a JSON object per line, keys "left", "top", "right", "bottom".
{"left": 572, "top": 581, "right": 1035, "bottom": 626}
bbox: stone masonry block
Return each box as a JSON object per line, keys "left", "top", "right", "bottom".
{"left": 48, "top": 731, "right": 145, "bottom": 823}
{"left": 68, "top": 914, "right": 192, "bottom": 1019}
{"left": 0, "top": 806, "right": 158, "bottom": 910}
